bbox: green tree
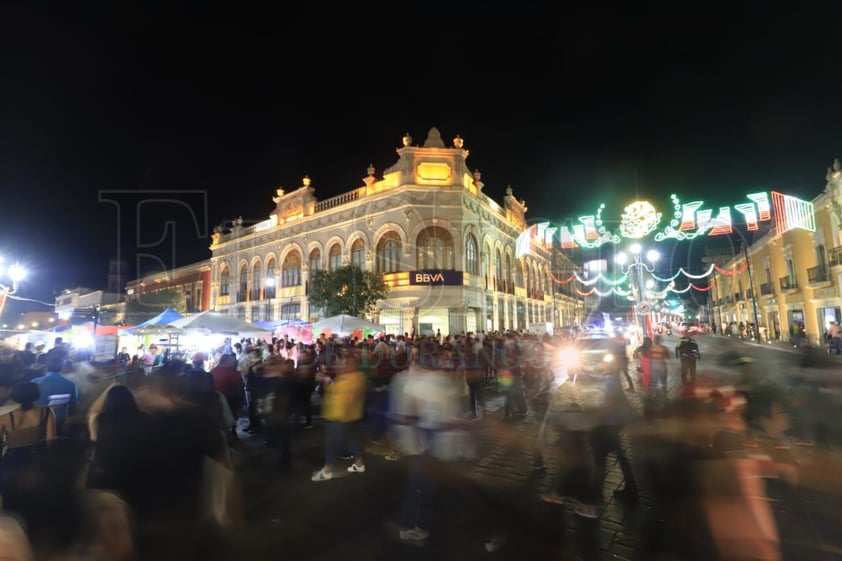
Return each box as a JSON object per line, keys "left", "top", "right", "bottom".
{"left": 124, "top": 288, "right": 186, "bottom": 324}
{"left": 308, "top": 265, "right": 388, "bottom": 318}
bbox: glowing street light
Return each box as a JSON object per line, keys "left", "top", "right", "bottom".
{"left": 0, "top": 256, "right": 27, "bottom": 322}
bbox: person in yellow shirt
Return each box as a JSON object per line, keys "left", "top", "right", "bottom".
{"left": 311, "top": 348, "right": 368, "bottom": 481}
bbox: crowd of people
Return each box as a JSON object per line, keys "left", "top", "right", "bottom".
{"left": 0, "top": 326, "right": 838, "bottom": 560}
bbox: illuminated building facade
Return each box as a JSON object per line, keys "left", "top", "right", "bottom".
{"left": 710, "top": 158, "right": 842, "bottom": 345}
{"left": 124, "top": 261, "right": 212, "bottom": 317}
{"left": 207, "top": 127, "right": 582, "bottom": 336}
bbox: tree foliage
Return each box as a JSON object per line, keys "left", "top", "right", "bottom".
{"left": 308, "top": 265, "right": 388, "bottom": 318}
{"left": 124, "top": 288, "right": 186, "bottom": 324}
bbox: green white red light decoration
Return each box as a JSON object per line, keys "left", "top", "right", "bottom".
{"left": 517, "top": 190, "right": 815, "bottom": 256}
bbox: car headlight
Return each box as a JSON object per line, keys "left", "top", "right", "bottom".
{"left": 559, "top": 347, "right": 580, "bottom": 368}
{"left": 603, "top": 353, "right": 614, "bottom": 363}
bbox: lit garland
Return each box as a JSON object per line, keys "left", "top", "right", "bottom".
{"left": 572, "top": 283, "right": 710, "bottom": 297}
{"left": 551, "top": 261, "right": 731, "bottom": 295}
{"left": 651, "top": 264, "right": 715, "bottom": 282}
{"left": 550, "top": 272, "right": 576, "bottom": 284}
{"left": 713, "top": 260, "right": 749, "bottom": 275}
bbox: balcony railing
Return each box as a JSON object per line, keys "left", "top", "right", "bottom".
{"left": 807, "top": 265, "right": 830, "bottom": 284}
{"left": 759, "top": 282, "right": 774, "bottom": 296}
{"left": 314, "top": 190, "right": 360, "bottom": 212}
{"left": 779, "top": 275, "right": 798, "bottom": 291}
{"left": 830, "top": 246, "right": 842, "bottom": 267}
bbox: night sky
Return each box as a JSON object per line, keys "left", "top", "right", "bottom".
{"left": 1, "top": 3, "right": 841, "bottom": 317}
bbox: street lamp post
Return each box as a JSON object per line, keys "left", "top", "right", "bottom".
{"left": 615, "top": 243, "right": 659, "bottom": 339}
{"left": 0, "top": 256, "right": 26, "bottom": 322}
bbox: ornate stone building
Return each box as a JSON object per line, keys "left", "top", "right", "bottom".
{"left": 206, "top": 127, "right": 582, "bottom": 336}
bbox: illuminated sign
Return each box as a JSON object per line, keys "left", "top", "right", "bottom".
{"left": 515, "top": 191, "right": 815, "bottom": 257}
{"left": 409, "top": 270, "right": 464, "bottom": 286}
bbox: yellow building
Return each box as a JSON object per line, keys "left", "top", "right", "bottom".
{"left": 711, "top": 158, "right": 842, "bottom": 345}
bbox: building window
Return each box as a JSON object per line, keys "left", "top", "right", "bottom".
{"left": 282, "top": 251, "right": 301, "bottom": 287}
{"left": 495, "top": 250, "right": 503, "bottom": 292}
{"left": 505, "top": 254, "right": 513, "bottom": 293}
{"left": 237, "top": 306, "right": 246, "bottom": 320}
{"left": 351, "top": 239, "right": 366, "bottom": 268}
{"left": 515, "top": 262, "right": 524, "bottom": 288}
{"left": 238, "top": 265, "right": 248, "bottom": 302}
{"left": 329, "top": 244, "right": 342, "bottom": 270}
{"left": 816, "top": 244, "right": 827, "bottom": 268}
{"left": 465, "top": 235, "right": 478, "bottom": 275}
{"left": 195, "top": 288, "right": 202, "bottom": 311}
{"left": 281, "top": 303, "right": 301, "bottom": 320}
{"left": 252, "top": 263, "right": 261, "bottom": 301}
{"left": 309, "top": 249, "right": 321, "bottom": 273}
{"left": 308, "top": 303, "right": 321, "bottom": 323}
{"left": 377, "top": 232, "right": 402, "bottom": 273}
{"left": 265, "top": 258, "right": 276, "bottom": 299}
{"left": 251, "top": 306, "right": 260, "bottom": 322}
{"left": 220, "top": 267, "right": 230, "bottom": 296}
{"left": 416, "top": 226, "right": 454, "bottom": 270}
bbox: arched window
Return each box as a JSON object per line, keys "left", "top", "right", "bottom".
{"left": 465, "top": 234, "right": 478, "bottom": 275}
{"left": 282, "top": 251, "right": 301, "bottom": 287}
{"left": 238, "top": 265, "right": 248, "bottom": 302}
{"left": 527, "top": 262, "right": 534, "bottom": 296}
{"left": 329, "top": 244, "right": 342, "bottom": 270}
{"left": 220, "top": 266, "right": 230, "bottom": 296}
{"left": 416, "top": 227, "right": 454, "bottom": 270}
{"left": 505, "top": 254, "right": 513, "bottom": 293}
{"left": 351, "top": 239, "right": 366, "bottom": 268}
{"left": 515, "top": 261, "right": 524, "bottom": 288}
{"left": 495, "top": 249, "right": 503, "bottom": 292}
{"left": 265, "top": 258, "right": 276, "bottom": 299}
{"left": 252, "top": 262, "right": 261, "bottom": 301}
{"left": 377, "top": 232, "right": 402, "bottom": 273}
{"left": 483, "top": 243, "right": 491, "bottom": 289}
{"left": 309, "top": 249, "right": 321, "bottom": 272}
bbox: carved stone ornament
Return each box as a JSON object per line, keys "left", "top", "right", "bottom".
{"left": 402, "top": 132, "right": 413, "bottom": 147}
{"left": 453, "top": 134, "right": 464, "bottom": 148}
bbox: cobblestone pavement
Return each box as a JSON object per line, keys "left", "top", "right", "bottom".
{"left": 215, "top": 342, "right": 839, "bottom": 561}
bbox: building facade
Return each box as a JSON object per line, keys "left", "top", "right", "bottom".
{"left": 124, "top": 261, "right": 211, "bottom": 318}
{"left": 710, "top": 158, "right": 842, "bottom": 345}
{"left": 207, "top": 127, "right": 582, "bottom": 336}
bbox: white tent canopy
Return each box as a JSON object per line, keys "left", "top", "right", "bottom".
{"left": 312, "top": 314, "right": 386, "bottom": 336}
{"left": 169, "top": 311, "right": 271, "bottom": 338}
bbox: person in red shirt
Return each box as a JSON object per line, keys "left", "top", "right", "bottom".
{"left": 210, "top": 353, "right": 244, "bottom": 418}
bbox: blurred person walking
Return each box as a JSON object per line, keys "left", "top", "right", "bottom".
{"left": 644, "top": 335, "right": 670, "bottom": 395}
{"left": 30, "top": 348, "right": 78, "bottom": 434}
{"left": 311, "top": 348, "right": 367, "bottom": 481}
{"left": 389, "top": 338, "right": 472, "bottom": 546}
{"left": 611, "top": 332, "right": 635, "bottom": 392}
{"left": 675, "top": 333, "right": 701, "bottom": 384}
{"left": 210, "top": 353, "right": 245, "bottom": 437}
